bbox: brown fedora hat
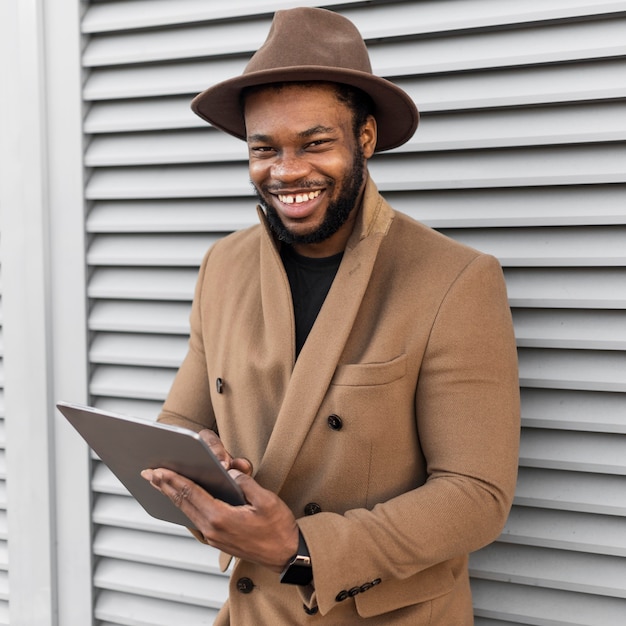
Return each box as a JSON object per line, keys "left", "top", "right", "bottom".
{"left": 191, "top": 7, "right": 418, "bottom": 152}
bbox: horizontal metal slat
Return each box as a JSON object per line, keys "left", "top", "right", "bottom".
{"left": 521, "top": 388, "right": 626, "bottom": 434}
{"left": 412, "top": 101, "right": 626, "bottom": 153}
{"left": 470, "top": 542, "right": 626, "bottom": 598}
{"left": 88, "top": 267, "right": 198, "bottom": 300}
{"left": 89, "top": 364, "right": 176, "bottom": 401}
{"left": 407, "top": 57, "right": 626, "bottom": 112}
{"left": 85, "top": 144, "right": 626, "bottom": 199}
{"left": 85, "top": 96, "right": 198, "bottom": 133}
{"left": 445, "top": 226, "right": 626, "bottom": 267}
{"left": 87, "top": 233, "right": 218, "bottom": 267}
{"left": 95, "top": 558, "right": 226, "bottom": 608}
{"left": 87, "top": 226, "right": 626, "bottom": 269}
{"left": 95, "top": 588, "right": 219, "bottom": 626}
{"left": 82, "top": 9, "right": 626, "bottom": 69}
{"left": 502, "top": 506, "right": 626, "bottom": 556}
{"left": 520, "top": 429, "right": 626, "bottom": 474}
{"left": 0, "top": 542, "right": 6, "bottom": 571}
{"left": 505, "top": 267, "right": 626, "bottom": 309}
{"left": 514, "top": 309, "right": 626, "bottom": 350}
{"left": 472, "top": 578, "right": 626, "bottom": 625}
{"left": 85, "top": 163, "right": 250, "bottom": 199}
{"left": 371, "top": 16, "right": 626, "bottom": 77}
{"left": 85, "top": 128, "right": 246, "bottom": 167}
{"left": 84, "top": 18, "right": 266, "bottom": 67}
{"left": 84, "top": 101, "right": 626, "bottom": 165}
{"left": 87, "top": 199, "right": 255, "bottom": 233}
{"left": 83, "top": 15, "right": 626, "bottom": 101}
{"left": 94, "top": 526, "right": 221, "bottom": 573}
{"left": 82, "top": 0, "right": 361, "bottom": 33}
{"left": 94, "top": 397, "right": 164, "bottom": 421}
{"left": 93, "top": 493, "right": 186, "bottom": 536}
{"left": 89, "top": 300, "right": 191, "bottom": 334}
{"left": 85, "top": 185, "right": 626, "bottom": 233}
{"left": 515, "top": 467, "right": 626, "bottom": 516}
{"left": 518, "top": 348, "right": 626, "bottom": 392}
{"left": 83, "top": 58, "right": 626, "bottom": 134}
{"left": 83, "top": 57, "right": 245, "bottom": 101}
{"left": 371, "top": 144, "right": 626, "bottom": 191}
{"left": 89, "top": 332, "right": 187, "bottom": 368}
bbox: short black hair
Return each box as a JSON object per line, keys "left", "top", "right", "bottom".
{"left": 241, "top": 81, "right": 375, "bottom": 140}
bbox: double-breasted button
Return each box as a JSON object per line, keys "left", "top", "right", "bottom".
{"left": 304, "top": 502, "right": 322, "bottom": 516}
{"left": 236, "top": 577, "right": 254, "bottom": 594}
{"left": 216, "top": 377, "right": 224, "bottom": 394}
{"left": 327, "top": 414, "right": 343, "bottom": 431}
{"left": 360, "top": 582, "right": 373, "bottom": 593}
{"left": 335, "top": 589, "right": 349, "bottom": 602}
{"left": 348, "top": 587, "right": 361, "bottom": 597}
{"left": 372, "top": 578, "right": 382, "bottom": 586}
{"left": 303, "top": 604, "right": 319, "bottom": 615}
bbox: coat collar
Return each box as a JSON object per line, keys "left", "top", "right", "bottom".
{"left": 253, "top": 176, "right": 394, "bottom": 495}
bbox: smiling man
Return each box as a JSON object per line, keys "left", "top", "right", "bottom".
{"left": 143, "top": 7, "right": 520, "bottom": 625}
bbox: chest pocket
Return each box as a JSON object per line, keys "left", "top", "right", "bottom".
{"left": 331, "top": 353, "right": 407, "bottom": 387}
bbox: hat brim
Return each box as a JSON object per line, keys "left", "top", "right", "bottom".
{"left": 191, "top": 66, "right": 418, "bottom": 153}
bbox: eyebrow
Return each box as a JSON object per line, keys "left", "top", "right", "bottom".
{"left": 247, "top": 125, "right": 337, "bottom": 143}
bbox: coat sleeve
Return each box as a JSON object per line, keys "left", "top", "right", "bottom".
{"left": 158, "top": 248, "right": 217, "bottom": 433}
{"left": 297, "top": 254, "right": 520, "bottom": 617}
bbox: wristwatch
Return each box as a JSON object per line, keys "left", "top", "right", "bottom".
{"left": 280, "top": 530, "right": 313, "bottom": 585}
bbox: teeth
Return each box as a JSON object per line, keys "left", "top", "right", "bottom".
{"left": 278, "top": 190, "right": 321, "bottom": 204}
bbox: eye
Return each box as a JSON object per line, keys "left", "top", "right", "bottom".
{"left": 305, "top": 139, "right": 331, "bottom": 150}
{"left": 250, "top": 146, "right": 276, "bottom": 157}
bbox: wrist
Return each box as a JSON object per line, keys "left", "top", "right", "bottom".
{"left": 280, "top": 530, "right": 313, "bottom": 586}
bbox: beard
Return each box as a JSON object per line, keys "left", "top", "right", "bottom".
{"left": 253, "top": 144, "right": 365, "bottom": 246}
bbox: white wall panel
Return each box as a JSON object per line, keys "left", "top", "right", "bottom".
{"left": 78, "top": 1, "right": 626, "bottom": 624}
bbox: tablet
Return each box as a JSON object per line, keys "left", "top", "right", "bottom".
{"left": 57, "top": 401, "right": 246, "bottom": 529}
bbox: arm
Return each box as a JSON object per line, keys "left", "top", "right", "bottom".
{"left": 297, "top": 254, "right": 520, "bottom": 614}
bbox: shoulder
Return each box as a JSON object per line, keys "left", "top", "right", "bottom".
{"left": 203, "top": 224, "right": 263, "bottom": 267}
{"left": 385, "top": 208, "right": 487, "bottom": 272}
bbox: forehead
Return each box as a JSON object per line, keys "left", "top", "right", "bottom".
{"left": 243, "top": 83, "right": 352, "bottom": 136}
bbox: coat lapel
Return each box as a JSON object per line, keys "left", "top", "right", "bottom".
{"left": 254, "top": 178, "right": 394, "bottom": 495}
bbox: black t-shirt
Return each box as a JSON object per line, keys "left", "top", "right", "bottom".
{"left": 280, "top": 245, "right": 343, "bottom": 357}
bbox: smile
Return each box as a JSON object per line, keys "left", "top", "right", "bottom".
{"left": 277, "top": 190, "right": 322, "bottom": 204}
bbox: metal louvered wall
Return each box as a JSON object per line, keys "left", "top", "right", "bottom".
{"left": 80, "top": 1, "right": 626, "bottom": 624}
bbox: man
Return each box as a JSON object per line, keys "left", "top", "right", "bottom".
{"left": 141, "top": 7, "right": 520, "bottom": 625}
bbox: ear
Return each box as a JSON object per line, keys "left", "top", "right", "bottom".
{"left": 360, "top": 115, "right": 378, "bottom": 159}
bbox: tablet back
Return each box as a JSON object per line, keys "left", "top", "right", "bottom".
{"left": 57, "top": 401, "right": 245, "bottom": 528}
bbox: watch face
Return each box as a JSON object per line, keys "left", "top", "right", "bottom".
{"left": 281, "top": 564, "right": 313, "bottom": 586}
{"left": 280, "top": 556, "right": 313, "bottom": 586}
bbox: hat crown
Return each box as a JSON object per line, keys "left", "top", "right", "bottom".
{"left": 245, "top": 8, "right": 372, "bottom": 75}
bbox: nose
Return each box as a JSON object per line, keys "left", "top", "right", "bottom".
{"left": 271, "top": 152, "right": 311, "bottom": 182}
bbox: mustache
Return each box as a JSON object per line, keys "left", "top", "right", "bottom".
{"left": 254, "top": 179, "right": 333, "bottom": 194}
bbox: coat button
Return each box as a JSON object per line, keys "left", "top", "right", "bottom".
{"left": 236, "top": 577, "right": 254, "bottom": 594}
{"left": 360, "top": 582, "right": 373, "bottom": 593}
{"left": 335, "top": 590, "right": 349, "bottom": 602}
{"left": 372, "top": 578, "right": 382, "bottom": 586}
{"left": 303, "top": 604, "right": 319, "bottom": 615}
{"left": 304, "top": 502, "right": 322, "bottom": 516}
{"left": 216, "top": 378, "right": 224, "bottom": 394}
{"left": 327, "top": 414, "right": 343, "bottom": 430}
{"left": 348, "top": 586, "right": 361, "bottom": 597}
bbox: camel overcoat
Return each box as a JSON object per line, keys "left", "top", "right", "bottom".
{"left": 159, "top": 177, "right": 521, "bottom": 624}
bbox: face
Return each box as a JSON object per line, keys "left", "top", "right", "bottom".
{"left": 244, "top": 83, "right": 377, "bottom": 257}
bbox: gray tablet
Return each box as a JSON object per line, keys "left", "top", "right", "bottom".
{"left": 57, "top": 401, "right": 246, "bottom": 529}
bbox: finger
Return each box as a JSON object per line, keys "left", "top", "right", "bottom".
{"left": 231, "top": 456, "right": 253, "bottom": 476}
{"left": 199, "top": 429, "right": 233, "bottom": 469}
